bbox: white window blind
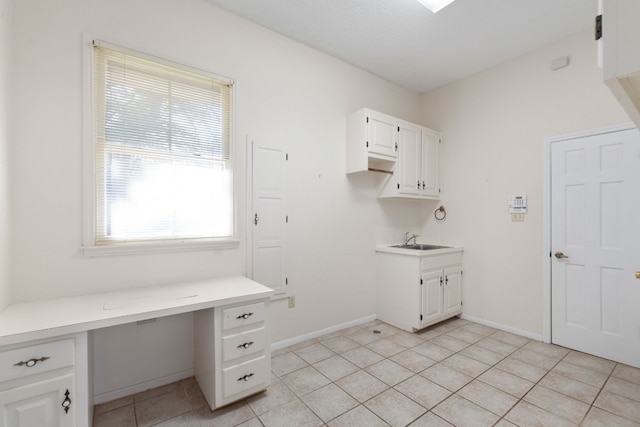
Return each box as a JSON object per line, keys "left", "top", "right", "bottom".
{"left": 92, "top": 42, "right": 233, "bottom": 245}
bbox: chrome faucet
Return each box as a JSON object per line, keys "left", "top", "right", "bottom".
{"left": 404, "top": 232, "right": 419, "bottom": 246}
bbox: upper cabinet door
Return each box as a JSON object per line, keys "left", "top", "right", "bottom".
{"left": 398, "top": 121, "right": 422, "bottom": 195}
{"left": 367, "top": 110, "right": 398, "bottom": 159}
{"left": 421, "top": 128, "right": 440, "bottom": 198}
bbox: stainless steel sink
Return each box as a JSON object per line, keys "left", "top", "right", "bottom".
{"left": 391, "top": 244, "right": 451, "bottom": 250}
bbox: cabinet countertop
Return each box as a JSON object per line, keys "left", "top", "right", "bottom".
{"left": 375, "top": 245, "right": 463, "bottom": 257}
{"left": 0, "top": 276, "right": 274, "bottom": 347}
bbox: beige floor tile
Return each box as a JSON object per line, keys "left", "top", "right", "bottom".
{"left": 441, "top": 353, "right": 490, "bottom": 377}
{"left": 538, "top": 371, "right": 600, "bottom": 404}
{"left": 386, "top": 331, "right": 426, "bottom": 348}
{"left": 432, "top": 394, "right": 499, "bottom": 427}
{"left": 603, "top": 376, "right": 640, "bottom": 403}
{"left": 259, "top": 399, "right": 324, "bottom": 427}
{"left": 93, "top": 404, "right": 136, "bottom": 427}
{"left": 93, "top": 395, "right": 133, "bottom": 416}
{"left": 494, "top": 420, "right": 518, "bottom": 427}
{"left": 366, "top": 338, "right": 407, "bottom": 357}
{"left": 612, "top": 363, "right": 640, "bottom": 386}
{"left": 459, "top": 344, "right": 504, "bottom": 366}
{"left": 521, "top": 340, "right": 569, "bottom": 360}
{"left": 594, "top": 391, "right": 640, "bottom": 423}
{"left": 366, "top": 359, "right": 414, "bottom": 386}
{"left": 510, "top": 347, "right": 559, "bottom": 370}
{"left": 414, "top": 328, "right": 442, "bottom": 340}
{"left": 134, "top": 389, "right": 192, "bottom": 427}
{"left": 348, "top": 328, "right": 385, "bottom": 346}
{"left": 281, "top": 365, "right": 331, "bottom": 396}
{"left": 246, "top": 378, "right": 296, "bottom": 415}
{"left": 313, "top": 355, "right": 359, "bottom": 381}
{"left": 235, "top": 418, "right": 264, "bottom": 427}
{"left": 476, "top": 337, "right": 519, "bottom": 356}
{"left": 294, "top": 342, "right": 336, "bottom": 364}
{"left": 181, "top": 377, "right": 208, "bottom": 410}
{"left": 430, "top": 334, "right": 470, "bottom": 352}
{"left": 411, "top": 342, "right": 454, "bottom": 361}
{"left": 478, "top": 367, "right": 534, "bottom": 398}
{"left": 445, "top": 328, "right": 484, "bottom": 344}
{"left": 460, "top": 323, "right": 497, "bottom": 337}
{"left": 301, "top": 383, "right": 358, "bottom": 422}
{"left": 341, "top": 346, "right": 384, "bottom": 368}
{"left": 154, "top": 411, "right": 201, "bottom": 427}
{"left": 335, "top": 370, "right": 389, "bottom": 402}
{"left": 563, "top": 350, "right": 616, "bottom": 375}
{"left": 394, "top": 375, "right": 451, "bottom": 409}
{"left": 523, "top": 384, "right": 590, "bottom": 424}
{"left": 420, "top": 363, "right": 474, "bottom": 392}
{"left": 457, "top": 380, "right": 518, "bottom": 416}
{"left": 582, "top": 407, "right": 640, "bottom": 427}
{"left": 490, "top": 330, "right": 530, "bottom": 347}
{"left": 408, "top": 411, "right": 453, "bottom": 426}
{"left": 271, "top": 351, "right": 308, "bottom": 376}
{"left": 133, "top": 382, "right": 181, "bottom": 403}
{"left": 365, "top": 388, "right": 427, "bottom": 427}
{"left": 552, "top": 360, "right": 609, "bottom": 388}
{"left": 327, "top": 405, "right": 389, "bottom": 427}
{"left": 389, "top": 349, "right": 436, "bottom": 372}
{"left": 504, "top": 401, "right": 576, "bottom": 427}
{"left": 496, "top": 356, "right": 548, "bottom": 382}
{"left": 322, "top": 336, "right": 361, "bottom": 353}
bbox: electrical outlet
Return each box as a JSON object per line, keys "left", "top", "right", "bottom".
{"left": 288, "top": 296, "right": 295, "bottom": 308}
{"left": 511, "top": 213, "right": 525, "bottom": 222}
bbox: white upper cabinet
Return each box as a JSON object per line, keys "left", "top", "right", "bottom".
{"left": 380, "top": 122, "right": 441, "bottom": 200}
{"left": 601, "top": 0, "right": 640, "bottom": 127}
{"left": 346, "top": 108, "right": 398, "bottom": 174}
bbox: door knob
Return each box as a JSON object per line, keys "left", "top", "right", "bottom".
{"left": 554, "top": 251, "right": 569, "bottom": 259}
{"left": 636, "top": 271, "right": 640, "bottom": 279}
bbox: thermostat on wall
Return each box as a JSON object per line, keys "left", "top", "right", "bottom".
{"left": 508, "top": 194, "right": 527, "bottom": 214}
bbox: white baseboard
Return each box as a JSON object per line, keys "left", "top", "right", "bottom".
{"left": 271, "top": 314, "right": 377, "bottom": 351}
{"left": 460, "top": 313, "right": 545, "bottom": 342}
{"left": 93, "top": 369, "right": 195, "bottom": 405}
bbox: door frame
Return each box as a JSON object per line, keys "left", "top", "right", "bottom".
{"left": 542, "top": 122, "right": 636, "bottom": 344}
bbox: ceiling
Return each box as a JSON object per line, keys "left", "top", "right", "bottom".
{"left": 206, "top": 0, "right": 598, "bottom": 93}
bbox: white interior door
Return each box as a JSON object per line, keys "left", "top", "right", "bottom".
{"left": 551, "top": 127, "right": 640, "bottom": 367}
{"left": 251, "top": 137, "right": 287, "bottom": 295}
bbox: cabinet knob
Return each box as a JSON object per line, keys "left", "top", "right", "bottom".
{"left": 61, "top": 389, "right": 71, "bottom": 414}
{"left": 554, "top": 251, "right": 569, "bottom": 259}
{"left": 237, "top": 341, "right": 254, "bottom": 349}
{"left": 236, "top": 312, "right": 254, "bottom": 320}
{"left": 237, "top": 373, "right": 254, "bottom": 382}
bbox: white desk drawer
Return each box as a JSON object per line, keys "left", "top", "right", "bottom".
{"left": 222, "top": 302, "right": 265, "bottom": 331}
{"left": 221, "top": 327, "right": 267, "bottom": 363}
{"left": 222, "top": 355, "right": 268, "bottom": 400}
{"left": 0, "top": 338, "right": 75, "bottom": 383}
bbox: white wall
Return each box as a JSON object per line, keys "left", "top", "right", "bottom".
{"left": 419, "top": 30, "right": 630, "bottom": 336}
{"left": 10, "top": 0, "right": 422, "bottom": 398}
{"left": 0, "top": 0, "right": 11, "bottom": 311}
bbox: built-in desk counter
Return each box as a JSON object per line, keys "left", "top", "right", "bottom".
{"left": 0, "top": 276, "right": 273, "bottom": 427}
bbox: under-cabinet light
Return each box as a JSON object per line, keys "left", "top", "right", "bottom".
{"left": 415, "top": 0, "right": 456, "bottom": 13}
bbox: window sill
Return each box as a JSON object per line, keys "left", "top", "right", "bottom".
{"left": 82, "top": 239, "right": 240, "bottom": 257}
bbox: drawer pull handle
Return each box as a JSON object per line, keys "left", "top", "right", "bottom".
{"left": 14, "top": 356, "right": 50, "bottom": 368}
{"left": 236, "top": 313, "right": 254, "bottom": 320}
{"left": 61, "top": 389, "right": 71, "bottom": 414}
{"left": 237, "top": 341, "right": 254, "bottom": 349}
{"left": 237, "top": 373, "right": 254, "bottom": 382}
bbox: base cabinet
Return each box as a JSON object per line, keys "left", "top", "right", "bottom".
{"left": 0, "top": 333, "right": 89, "bottom": 427}
{"left": 194, "top": 299, "right": 271, "bottom": 411}
{"left": 377, "top": 250, "right": 463, "bottom": 332}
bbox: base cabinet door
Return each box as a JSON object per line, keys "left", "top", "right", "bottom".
{"left": 0, "top": 374, "right": 75, "bottom": 427}
{"left": 443, "top": 266, "right": 463, "bottom": 318}
{"left": 420, "top": 270, "right": 443, "bottom": 327}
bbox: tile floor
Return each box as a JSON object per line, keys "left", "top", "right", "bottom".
{"left": 93, "top": 317, "right": 640, "bottom": 426}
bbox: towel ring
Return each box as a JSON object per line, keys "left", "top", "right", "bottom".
{"left": 434, "top": 206, "right": 446, "bottom": 221}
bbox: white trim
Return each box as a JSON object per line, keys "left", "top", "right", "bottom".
{"left": 459, "top": 313, "right": 544, "bottom": 342}
{"left": 542, "top": 122, "right": 637, "bottom": 343}
{"left": 82, "top": 239, "right": 240, "bottom": 257}
{"left": 271, "top": 315, "right": 377, "bottom": 351}
{"left": 93, "top": 368, "right": 194, "bottom": 404}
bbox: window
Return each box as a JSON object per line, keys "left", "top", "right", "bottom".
{"left": 89, "top": 41, "right": 234, "bottom": 250}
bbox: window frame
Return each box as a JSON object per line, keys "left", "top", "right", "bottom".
{"left": 82, "top": 35, "right": 239, "bottom": 257}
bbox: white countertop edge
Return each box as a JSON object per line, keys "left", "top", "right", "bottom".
{"left": 0, "top": 276, "right": 274, "bottom": 347}
{"left": 375, "top": 245, "right": 464, "bottom": 257}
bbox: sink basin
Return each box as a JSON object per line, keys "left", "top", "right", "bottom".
{"left": 391, "top": 244, "right": 451, "bottom": 250}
